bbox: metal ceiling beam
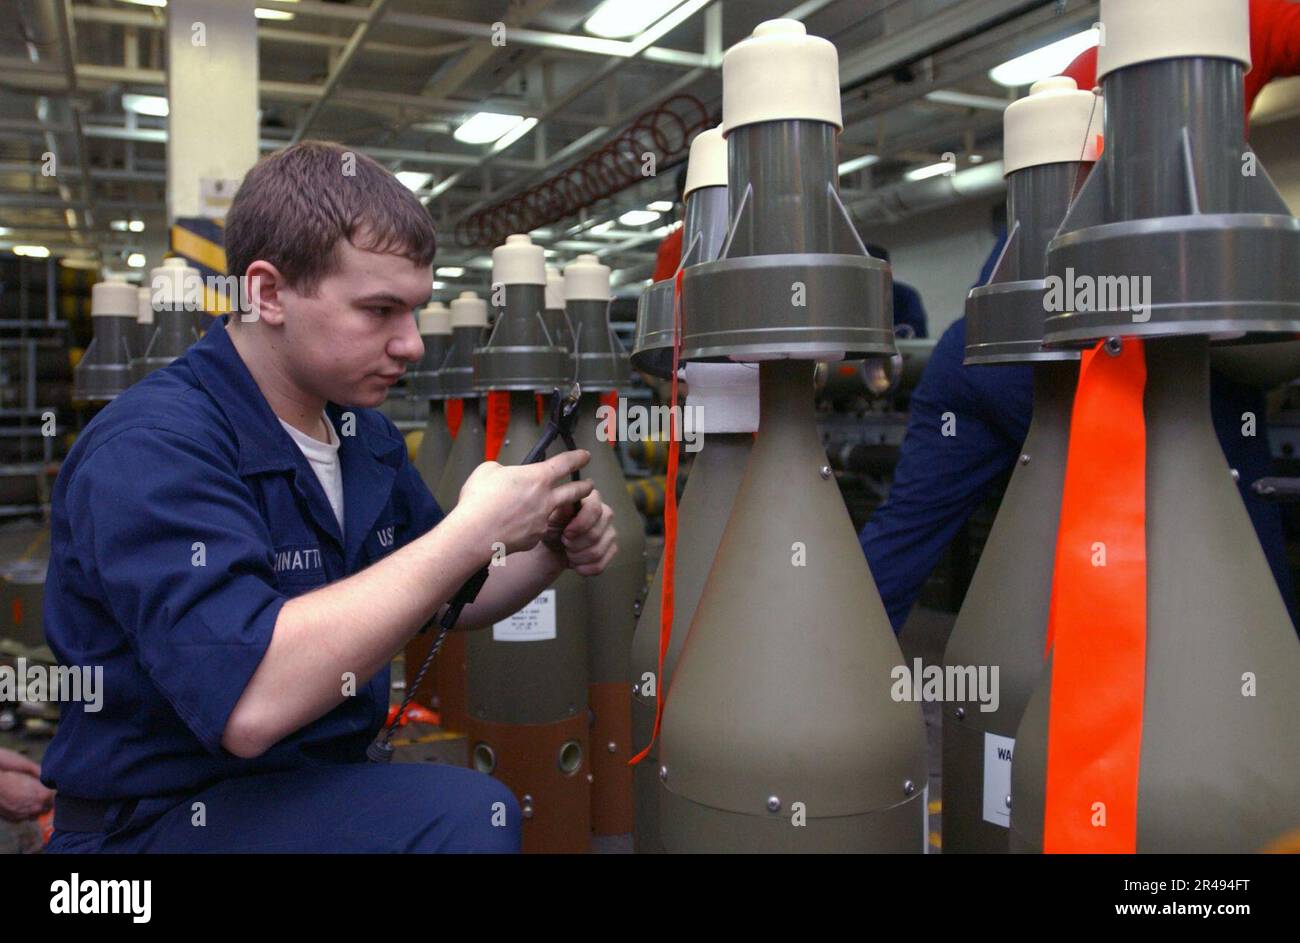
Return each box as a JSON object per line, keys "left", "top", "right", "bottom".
{"left": 838, "top": 0, "right": 1055, "bottom": 88}
{"left": 0, "top": 60, "right": 587, "bottom": 126}
{"left": 419, "top": 0, "right": 557, "bottom": 105}
{"left": 250, "top": 0, "right": 714, "bottom": 70}
{"left": 839, "top": 1, "right": 1099, "bottom": 128}
{"left": 68, "top": 4, "right": 465, "bottom": 58}
{"left": 437, "top": 0, "right": 720, "bottom": 218}
{"left": 70, "top": 123, "right": 543, "bottom": 171}
{"left": 289, "top": 0, "right": 393, "bottom": 144}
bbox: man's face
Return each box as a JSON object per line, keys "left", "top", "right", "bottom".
{"left": 278, "top": 239, "right": 432, "bottom": 408}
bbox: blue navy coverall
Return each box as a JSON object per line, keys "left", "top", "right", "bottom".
{"left": 861, "top": 248, "right": 1296, "bottom": 635}
{"left": 40, "top": 316, "right": 519, "bottom": 852}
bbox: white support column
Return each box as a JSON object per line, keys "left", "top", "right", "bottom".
{"left": 165, "top": 0, "right": 259, "bottom": 222}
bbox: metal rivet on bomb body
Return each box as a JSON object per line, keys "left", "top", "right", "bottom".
{"left": 1005, "top": 794, "right": 1012, "bottom": 809}
{"left": 819, "top": 465, "right": 832, "bottom": 480}
{"left": 1104, "top": 336, "right": 1123, "bottom": 356}
{"left": 766, "top": 796, "right": 781, "bottom": 813}
{"left": 522, "top": 794, "right": 535, "bottom": 819}
{"left": 903, "top": 780, "right": 916, "bottom": 796}
{"left": 659, "top": 765, "right": 668, "bottom": 782}
{"left": 1230, "top": 468, "right": 1240, "bottom": 482}
{"left": 955, "top": 706, "right": 966, "bottom": 720}
{"left": 607, "top": 741, "right": 617, "bottom": 753}
{"left": 1019, "top": 454, "right": 1031, "bottom": 466}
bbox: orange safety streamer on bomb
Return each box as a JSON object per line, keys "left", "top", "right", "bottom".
{"left": 445, "top": 398, "right": 464, "bottom": 438}
{"left": 630, "top": 268, "right": 684, "bottom": 766}
{"left": 485, "top": 390, "right": 511, "bottom": 461}
{"left": 1042, "top": 338, "right": 1148, "bottom": 853}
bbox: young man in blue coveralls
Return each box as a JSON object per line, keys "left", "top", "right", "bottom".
{"left": 39, "top": 142, "right": 618, "bottom": 853}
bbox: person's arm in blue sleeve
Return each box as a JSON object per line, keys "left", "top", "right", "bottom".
{"left": 70, "top": 425, "right": 513, "bottom": 759}
{"left": 859, "top": 319, "right": 1030, "bottom": 632}
{"left": 67, "top": 428, "right": 290, "bottom": 756}
{"left": 893, "top": 283, "right": 929, "bottom": 339}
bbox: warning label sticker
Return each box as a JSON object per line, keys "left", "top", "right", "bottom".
{"left": 983, "top": 732, "right": 1014, "bottom": 827}
{"left": 492, "top": 589, "right": 557, "bottom": 642}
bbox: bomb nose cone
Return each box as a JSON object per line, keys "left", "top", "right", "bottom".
{"left": 563, "top": 254, "right": 610, "bottom": 302}
{"left": 722, "top": 18, "right": 841, "bottom": 134}
{"left": 492, "top": 233, "right": 546, "bottom": 286}
{"left": 450, "top": 291, "right": 488, "bottom": 328}
{"left": 418, "top": 302, "right": 451, "bottom": 336}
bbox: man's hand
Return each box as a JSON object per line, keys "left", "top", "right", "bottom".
{"left": 0, "top": 749, "right": 52, "bottom": 823}
{"left": 546, "top": 488, "right": 617, "bottom": 576}
{"left": 454, "top": 450, "right": 594, "bottom": 557}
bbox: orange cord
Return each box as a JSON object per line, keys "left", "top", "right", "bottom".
{"left": 630, "top": 268, "right": 684, "bottom": 766}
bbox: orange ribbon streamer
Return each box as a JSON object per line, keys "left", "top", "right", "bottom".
{"left": 445, "top": 398, "right": 464, "bottom": 439}
{"left": 485, "top": 390, "right": 511, "bottom": 461}
{"left": 1043, "top": 337, "right": 1148, "bottom": 853}
{"left": 630, "top": 268, "right": 684, "bottom": 766}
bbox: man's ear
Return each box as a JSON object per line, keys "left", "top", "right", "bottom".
{"left": 242, "top": 261, "right": 289, "bottom": 325}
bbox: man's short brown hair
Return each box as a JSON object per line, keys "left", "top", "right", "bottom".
{"left": 224, "top": 140, "right": 437, "bottom": 295}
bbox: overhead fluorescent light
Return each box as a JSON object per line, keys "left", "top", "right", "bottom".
{"left": 435, "top": 267, "right": 465, "bottom": 278}
{"left": 255, "top": 7, "right": 295, "bottom": 20}
{"left": 127, "top": 253, "right": 146, "bottom": 268}
{"left": 924, "top": 90, "right": 1010, "bottom": 111}
{"left": 431, "top": 281, "right": 446, "bottom": 290}
{"left": 110, "top": 219, "right": 130, "bottom": 232}
{"left": 647, "top": 200, "right": 674, "bottom": 212}
{"left": 590, "top": 221, "right": 615, "bottom": 235}
{"left": 585, "top": 0, "right": 684, "bottom": 38}
{"left": 905, "top": 161, "right": 957, "bottom": 182}
{"left": 490, "top": 117, "right": 538, "bottom": 153}
{"left": 395, "top": 171, "right": 433, "bottom": 192}
{"left": 969, "top": 154, "right": 985, "bottom": 164}
{"left": 837, "top": 154, "right": 880, "bottom": 176}
{"left": 117, "top": 0, "right": 167, "bottom": 7}
{"left": 618, "top": 209, "right": 661, "bottom": 226}
{"left": 454, "top": 112, "right": 526, "bottom": 145}
{"left": 989, "top": 28, "right": 1099, "bottom": 88}
{"left": 14, "top": 245, "right": 51, "bottom": 258}
{"left": 123, "top": 93, "right": 169, "bottom": 117}
{"left": 128, "top": 219, "right": 145, "bottom": 233}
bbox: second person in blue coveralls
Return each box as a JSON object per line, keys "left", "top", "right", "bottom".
{"left": 861, "top": 235, "right": 1297, "bottom": 635}
{"left": 39, "top": 141, "right": 619, "bottom": 853}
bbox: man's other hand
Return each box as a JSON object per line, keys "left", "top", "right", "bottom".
{"left": 546, "top": 488, "right": 617, "bottom": 576}
{"left": 0, "top": 749, "right": 53, "bottom": 823}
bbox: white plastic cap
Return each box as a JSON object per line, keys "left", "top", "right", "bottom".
{"left": 684, "top": 126, "right": 727, "bottom": 199}
{"left": 137, "top": 286, "right": 154, "bottom": 325}
{"left": 1003, "top": 77, "right": 1104, "bottom": 176}
{"left": 492, "top": 233, "right": 546, "bottom": 286}
{"left": 91, "top": 275, "right": 137, "bottom": 318}
{"left": 563, "top": 254, "right": 610, "bottom": 302}
{"left": 545, "top": 264, "right": 565, "bottom": 310}
{"left": 722, "top": 19, "right": 842, "bottom": 135}
{"left": 418, "top": 301, "right": 451, "bottom": 335}
{"left": 683, "top": 362, "right": 760, "bottom": 434}
{"left": 450, "top": 290, "right": 489, "bottom": 328}
{"left": 1097, "top": 0, "right": 1250, "bottom": 81}
{"left": 149, "top": 256, "right": 201, "bottom": 307}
